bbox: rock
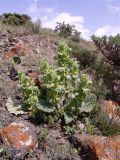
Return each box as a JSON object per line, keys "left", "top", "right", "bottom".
{"left": 0, "top": 31, "right": 9, "bottom": 37}
{"left": 27, "top": 71, "right": 39, "bottom": 79}
{"left": 101, "top": 100, "right": 120, "bottom": 125}
{"left": 14, "top": 41, "right": 28, "bottom": 55}
{"left": 4, "top": 41, "right": 28, "bottom": 58}
{"left": 27, "top": 71, "right": 42, "bottom": 89}
{"left": 1, "top": 120, "right": 38, "bottom": 151}
{"left": 9, "top": 38, "right": 21, "bottom": 44}
{"left": 72, "top": 134, "right": 120, "bottom": 160}
{"left": 9, "top": 67, "right": 18, "bottom": 80}
{"left": 76, "top": 121, "right": 87, "bottom": 133}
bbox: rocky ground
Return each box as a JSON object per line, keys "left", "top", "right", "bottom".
{"left": 0, "top": 31, "right": 81, "bottom": 160}
{"left": 0, "top": 30, "right": 120, "bottom": 160}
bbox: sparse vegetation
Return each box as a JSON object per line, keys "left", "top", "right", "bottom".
{"left": 92, "top": 107, "right": 120, "bottom": 136}
{"left": 0, "top": 11, "right": 120, "bottom": 160}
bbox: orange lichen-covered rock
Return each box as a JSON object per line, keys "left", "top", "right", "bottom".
{"left": 1, "top": 121, "right": 37, "bottom": 150}
{"left": 101, "top": 100, "right": 120, "bottom": 124}
{"left": 72, "top": 134, "right": 120, "bottom": 160}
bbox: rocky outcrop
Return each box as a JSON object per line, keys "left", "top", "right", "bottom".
{"left": 4, "top": 41, "right": 28, "bottom": 58}
{"left": 72, "top": 134, "right": 120, "bottom": 160}
{"left": 0, "top": 31, "right": 28, "bottom": 59}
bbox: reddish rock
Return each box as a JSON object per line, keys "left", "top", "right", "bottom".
{"left": 14, "top": 41, "right": 28, "bottom": 56}
{"left": 72, "top": 134, "right": 120, "bottom": 160}
{"left": 27, "top": 71, "right": 39, "bottom": 79}
{"left": 1, "top": 121, "right": 37, "bottom": 151}
{"left": 101, "top": 100, "right": 120, "bottom": 124}
{"left": 27, "top": 71, "right": 42, "bottom": 89}
{"left": 4, "top": 41, "right": 28, "bottom": 58}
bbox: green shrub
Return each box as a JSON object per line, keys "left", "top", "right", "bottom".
{"left": 55, "top": 22, "right": 75, "bottom": 38}
{"left": 68, "top": 40, "right": 84, "bottom": 54}
{"left": 92, "top": 35, "right": 120, "bottom": 102}
{"left": 3, "top": 15, "right": 20, "bottom": 25}
{"left": 92, "top": 35, "right": 120, "bottom": 67}
{"left": 68, "top": 40, "right": 97, "bottom": 69}
{"left": 19, "top": 41, "right": 96, "bottom": 124}
{"left": 2, "top": 13, "right": 31, "bottom": 26}
{"left": 108, "top": 33, "right": 120, "bottom": 45}
{"left": 70, "top": 30, "right": 81, "bottom": 43}
{"left": 55, "top": 21, "right": 81, "bottom": 41}
{"left": 93, "top": 60, "right": 110, "bottom": 80}
{"left": 92, "top": 108, "right": 120, "bottom": 136}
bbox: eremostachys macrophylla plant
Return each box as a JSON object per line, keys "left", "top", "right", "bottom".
{"left": 19, "top": 41, "right": 96, "bottom": 124}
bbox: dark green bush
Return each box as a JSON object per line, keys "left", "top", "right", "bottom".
{"left": 109, "top": 33, "right": 120, "bottom": 45}
{"left": 2, "top": 13, "right": 31, "bottom": 26}
{"left": 92, "top": 35, "right": 120, "bottom": 67}
{"left": 92, "top": 34, "right": 120, "bottom": 103}
{"left": 3, "top": 13, "right": 12, "bottom": 19}
{"left": 3, "top": 15, "right": 20, "bottom": 25}
{"left": 55, "top": 22, "right": 75, "bottom": 38}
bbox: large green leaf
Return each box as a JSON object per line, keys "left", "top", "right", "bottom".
{"left": 80, "top": 94, "right": 96, "bottom": 113}
{"left": 37, "top": 99, "right": 55, "bottom": 113}
{"left": 64, "top": 113, "right": 73, "bottom": 124}
{"left": 6, "top": 97, "right": 27, "bottom": 115}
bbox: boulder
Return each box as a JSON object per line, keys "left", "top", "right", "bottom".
{"left": 1, "top": 120, "right": 38, "bottom": 151}
{"left": 72, "top": 134, "right": 120, "bottom": 160}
